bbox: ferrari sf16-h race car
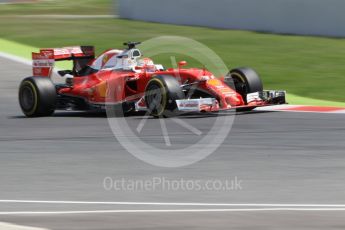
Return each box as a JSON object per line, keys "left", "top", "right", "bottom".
{"left": 19, "top": 42, "right": 286, "bottom": 117}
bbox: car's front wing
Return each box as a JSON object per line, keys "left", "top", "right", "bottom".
{"left": 175, "top": 90, "right": 286, "bottom": 112}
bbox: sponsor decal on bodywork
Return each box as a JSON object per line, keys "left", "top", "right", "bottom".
{"left": 176, "top": 98, "right": 216, "bottom": 112}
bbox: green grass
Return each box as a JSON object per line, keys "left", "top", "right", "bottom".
{"left": 0, "top": 14, "right": 345, "bottom": 105}
{"left": 0, "top": 0, "right": 112, "bottom": 15}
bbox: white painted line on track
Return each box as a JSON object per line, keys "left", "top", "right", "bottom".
{"left": 255, "top": 105, "right": 345, "bottom": 114}
{"left": 0, "top": 52, "right": 31, "bottom": 66}
{"left": 330, "top": 109, "right": 345, "bottom": 114}
{"left": 0, "top": 222, "right": 49, "bottom": 230}
{"left": 255, "top": 105, "right": 298, "bottom": 111}
{"left": 1, "top": 200, "right": 345, "bottom": 207}
{"left": 1, "top": 208, "right": 345, "bottom": 215}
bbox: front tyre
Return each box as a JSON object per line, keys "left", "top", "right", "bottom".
{"left": 145, "top": 75, "right": 184, "bottom": 118}
{"left": 225, "top": 67, "right": 263, "bottom": 112}
{"left": 19, "top": 77, "right": 56, "bottom": 117}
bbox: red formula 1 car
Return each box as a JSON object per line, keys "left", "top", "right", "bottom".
{"left": 18, "top": 42, "right": 286, "bottom": 117}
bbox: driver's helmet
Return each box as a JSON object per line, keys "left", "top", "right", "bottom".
{"left": 137, "top": 58, "right": 156, "bottom": 72}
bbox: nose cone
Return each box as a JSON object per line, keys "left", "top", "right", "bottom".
{"left": 226, "top": 94, "right": 244, "bottom": 107}
{"left": 205, "top": 78, "right": 245, "bottom": 108}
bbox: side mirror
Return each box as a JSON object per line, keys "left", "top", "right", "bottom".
{"left": 178, "top": 61, "right": 187, "bottom": 68}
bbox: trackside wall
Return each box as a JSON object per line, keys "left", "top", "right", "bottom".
{"left": 118, "top": 0, "right": 345, "bottom": 37}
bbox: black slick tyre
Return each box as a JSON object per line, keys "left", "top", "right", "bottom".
{"left": 19, "top": 77, "right": 56, "bottom": 117}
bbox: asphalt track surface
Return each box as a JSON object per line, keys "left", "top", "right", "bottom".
{"left": 1, "top": 56, "right": 345, "bottom": 229}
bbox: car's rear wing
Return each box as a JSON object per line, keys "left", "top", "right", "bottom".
{"left": 32, "top": 46, "right": 95, "bottom": 77}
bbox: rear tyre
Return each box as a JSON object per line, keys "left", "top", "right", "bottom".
{"left": 19, "top": 77, "right": 56, "bottom": 117}
{"left": 145, "top": 75, "right": 184, "bottom": 118}
{"left": 225, "top": 67, "right": 263, "bottom": 112}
